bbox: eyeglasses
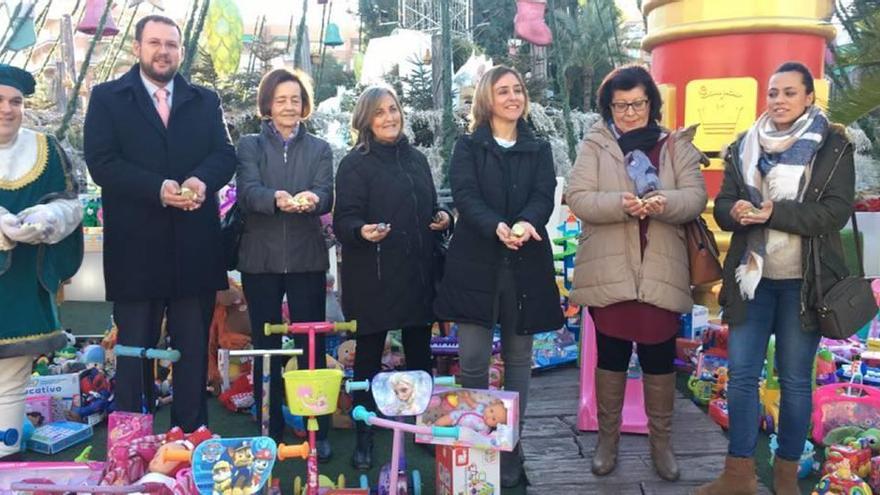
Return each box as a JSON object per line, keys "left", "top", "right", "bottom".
{"left": 610, "top": 99, "right": 649, "bottom": 114}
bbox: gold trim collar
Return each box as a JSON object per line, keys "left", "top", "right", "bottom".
{"left": 0, "top": 129, "right": 48, "bottom": 191}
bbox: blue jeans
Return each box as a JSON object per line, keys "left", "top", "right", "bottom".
{"left": 727, "top": 278, "right": 821, "bottom": 461}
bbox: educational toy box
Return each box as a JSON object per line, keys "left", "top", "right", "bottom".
{"left": 436, "top": 445, "right": 500, "bottom": 495}
{"left": 416, "top": 387, "right": 519, "bottom": 451}
{"left": 24, "top": 373, "right": 80, "bottom": 418}
{"left": 27, "top": 421, "right": 93, "bottom": 454}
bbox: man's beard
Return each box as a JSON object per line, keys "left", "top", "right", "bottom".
{"left": 141, "top": 57, "right": 177, "bottom": 83}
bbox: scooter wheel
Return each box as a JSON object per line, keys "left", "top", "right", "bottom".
{"left": 412, "top": 469, "right": 422, "bottom": 495}
{"left": 294, "top": 476, "right": 302, "bottom": 495}
{"left": 360, "top": 474, "right": 370, "bottom": 489}
{"left": 337, "top": 473, "right": 346, "bottom": 488}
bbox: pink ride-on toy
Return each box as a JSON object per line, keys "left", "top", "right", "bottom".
{"left": 577, "top": 308, "right": 649, "bottom": 434}
{"left": 348, "top": 370, "right": 459, "bottom": 495}
{"left": 265, "top": 321, "right": 357, "bottom": 495}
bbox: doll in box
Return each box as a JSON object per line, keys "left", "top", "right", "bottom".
{"left": 429, "top": 390, "right": 509, "bottom": 435}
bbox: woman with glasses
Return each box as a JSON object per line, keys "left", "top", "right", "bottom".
{"left": 565, "top": 64, "right": 708, "bottom": 481}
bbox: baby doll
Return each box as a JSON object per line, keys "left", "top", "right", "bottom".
{"left": 431, "top": 391, "right": 508, "bottom": 435}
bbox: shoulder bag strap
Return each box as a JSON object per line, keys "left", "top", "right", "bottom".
{"left": 812, "top": 140, "right": 857, "bottom": 309}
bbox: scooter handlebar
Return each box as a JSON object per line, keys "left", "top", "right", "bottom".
{"left": 278, "top": 442, "right": 310, "bottom": 460}
{"left": 114, "top": 345, "right": 181, "bottom": 362}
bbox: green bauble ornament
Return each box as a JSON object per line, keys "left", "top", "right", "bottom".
{"left": 204, "top": 0, "right": 244, "bottom": 77}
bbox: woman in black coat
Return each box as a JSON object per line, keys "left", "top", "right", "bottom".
{"left": 433, "top": 65, "right": 564, "bottom": 488}
{"left": 333, "top": 85, "right": 451, "bottom": 470}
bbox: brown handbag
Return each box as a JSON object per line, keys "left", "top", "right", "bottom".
{"left": 665, "top": 132, "right": 722, "bottom": 286}
{"left": 685, "top": 216, "right": 723, "bottom": 286}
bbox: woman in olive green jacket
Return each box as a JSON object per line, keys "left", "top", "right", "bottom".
{"left": 697, "top": 62, "right": 855, "bottom": 495}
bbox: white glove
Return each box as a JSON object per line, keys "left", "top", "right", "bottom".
{"left": 0, "top": 210, "right": 51, "bottom": 244}
{"left": 15, "top": 199, "right": 83, "bottom": 245}
{"left": 0, "top": 208, "right": 15, "bottom": 251}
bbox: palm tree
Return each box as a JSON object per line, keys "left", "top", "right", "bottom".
{"left": 828, "top": 0, "right": 880, "bottom": 133}
{"left": 558, "top": 0, "right": 627, "bottom": 113}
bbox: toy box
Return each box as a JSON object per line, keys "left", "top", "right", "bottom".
{"left": 416, "top": 387, "right": 519, "bottom": 451}
{"left": 436, "top": 445, "right": 500, "bottom": 495}
{"left": 680, "top": 304, "right": 709, "bottom": 340}
{"left": 26, "top": 421, "right": 93, "bottom": 454}
{"left": 24, "top": 373, "right": 80, "bottom": 417}
{"left": 107, "top": 411, "right": 153, "bottom": 456}
{"left": 0, "top": 461, "right": 105, "bottom": 491}
{"left": 812, "top": 383, "right": 880, "bottom": 445}
{"left": 25, "top": 395, "right": 54, "bottom": 425}
{"left": 531, "top": 326, "right": 578, "bottom": 370}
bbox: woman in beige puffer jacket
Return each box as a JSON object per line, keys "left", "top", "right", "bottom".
{"left": 565, "top": 65, "right": 707, "bottom": 483}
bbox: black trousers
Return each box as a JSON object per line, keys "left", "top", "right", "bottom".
{"left": 113, "top": 294, "right": 215, "bottom": 431}
{"left": 352, "top": 325, "right": 433, "bottom": 412}
{"left": 596, "top": 331, "right": 676, "bottom": 375}
{"left": 241, "top": 271, "right": 328, "bottom": 443}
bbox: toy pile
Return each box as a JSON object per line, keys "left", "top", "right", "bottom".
{"left": 680, "top": 280, "right": 880, "bottom": 492}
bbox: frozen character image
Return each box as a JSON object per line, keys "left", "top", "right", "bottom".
{"left": 390, "top": 372, "right": 419, "bottom": 415}
{"left": 372, "top": 370, "right": 434, "bottom": 417}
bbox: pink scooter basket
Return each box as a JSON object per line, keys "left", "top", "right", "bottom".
{"left": 812, "top": 382, "right": 880, "bottom": 445}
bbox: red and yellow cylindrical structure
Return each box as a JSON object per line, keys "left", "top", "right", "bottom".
{"left": 642, "top": 0, "right": 836, "bottom": 197}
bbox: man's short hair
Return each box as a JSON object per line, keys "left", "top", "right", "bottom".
{"left": 135, "top": 15, "right": 181, "bottom": 42}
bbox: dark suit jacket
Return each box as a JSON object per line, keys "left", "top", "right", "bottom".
{"left": 84, "top": 64, "right": 236, "bottom": 301}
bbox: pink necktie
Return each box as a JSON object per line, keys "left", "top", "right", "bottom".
{"left": 154, "top": 88, "right": 170, "bottom": 127}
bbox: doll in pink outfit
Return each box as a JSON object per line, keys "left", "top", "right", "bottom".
{"left": 431, "top": 390, "right": 508, "bottom": 435}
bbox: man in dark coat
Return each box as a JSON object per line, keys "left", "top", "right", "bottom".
{"left": 83, "top": 15, "right": 236, "bottom": 431}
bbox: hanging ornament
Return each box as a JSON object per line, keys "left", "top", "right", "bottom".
{"left": 4, "top": 1, "right": 37, "bottom": 51}
{"left": 203, "top": 0, "right": 244, "bottom": 77}
{"left": 323, "top": 22, "right": 343, "bottom": 47}
{"left": 77, "top": 0, "right": 120, "bottom": 37}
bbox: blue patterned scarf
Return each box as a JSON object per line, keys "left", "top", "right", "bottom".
{"left": 735, "top": 106, "right": 829, "bottom": 299}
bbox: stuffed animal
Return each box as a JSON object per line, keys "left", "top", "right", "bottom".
{"left": 208, "top": 279, "right": 252, "bottom": 394}
{"left": 336, "top": 339, "right": 356, "bottom": 369}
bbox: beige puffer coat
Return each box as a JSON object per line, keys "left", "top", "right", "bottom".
{"left": 565, "top": 121, "right": 708, "bottom": 313}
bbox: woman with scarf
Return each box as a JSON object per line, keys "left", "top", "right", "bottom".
{"left": 565, "top": 64, "right": 708, "bottom": 482}
{"left": 697, "top": 63, "right": 854, "bottom": 495}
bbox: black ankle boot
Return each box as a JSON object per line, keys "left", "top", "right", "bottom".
{"left": 500, "top": 443, "right": 524, "bottom": 488}
{"left": 351, "top": 422, "right": 373, "bottom": 470}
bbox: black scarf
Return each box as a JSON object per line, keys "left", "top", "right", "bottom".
{"left": 614, "top": 121, "right": 662, "bottom": 155}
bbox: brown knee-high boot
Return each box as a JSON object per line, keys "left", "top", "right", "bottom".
{"left": 592, "top": 369, "right": 627, "bottom": 475}
{"left": 643, "top": 372, "right": 680, "bottom": 481}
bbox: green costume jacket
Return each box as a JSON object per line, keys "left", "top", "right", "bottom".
{"left": 0, "top": 129, "right": 83, "bottom": 358}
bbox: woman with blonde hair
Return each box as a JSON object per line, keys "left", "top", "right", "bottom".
{"left": 334, "top": 85, "right": 452, "bottom": 469}
{"left": 434, "top": 65, "right": 564, "bottom": 487}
